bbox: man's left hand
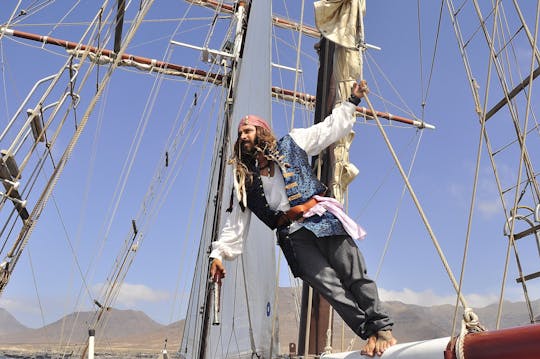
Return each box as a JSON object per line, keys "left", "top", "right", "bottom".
{"left": 352, "top": 80, "right": 369, "bottom": 99}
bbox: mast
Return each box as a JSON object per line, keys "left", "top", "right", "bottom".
{"left": 298, "top": 36, "right": 336, "bottom": 356}
{"left": 298, "top": 0, "right": 367, "bottom": 354}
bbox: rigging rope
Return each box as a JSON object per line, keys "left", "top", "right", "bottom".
{"left": 7, "top": 0, "right": 157, "bottom": 335}
{"left": 91, "top": 57, "right": 212, "bottom": 337}
{"left": 289, "top": 0, "right": 306, "bottom": 129}
{"left": 269, "top": 248, "right": 282, "bottom": 359}
{"left": 8, "top": 0, "right": 56, "bottom": 26}
{"left": 444, "top": 0, "right": 540, "bottom": 335}
{"left": 449, "top": 0, "right": 500, "bottom": 337}
{"left": 30, "top": 5, "right": 136, "bottom": 337}
{"left": 364, "top": 52, "right": 418, "bottom": 119}
{"left": 81, "top": 10, "right": 223, "bottom": 336}
{"left": 167, "top": 91, "right": 218, "bottom": 324}
{"left": 363, "top": 91, "right": 470, "bottom": 308}
{"left": 421, "top": 0, "right": 445, "bottom": 119}
{"left": 27, "top": 248, "right": 49, "bottom": 334}
{"left": 416, "top": 0, "right": 425, "bottom": 112}
{"left": 502, "top": 0, "right": 540, "bottom": 326}
{"left": 1, "top": 1, "right": 24, "bottom": 40}
{"left": 46, "top": 1, "right": 83, "bottom": 38}
{"left": 374, "top": 131, "right": 424, "bottom": 280}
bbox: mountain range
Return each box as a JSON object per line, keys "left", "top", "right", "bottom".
{"left": 0, "top": 287, "right": 538, "bottom": 357}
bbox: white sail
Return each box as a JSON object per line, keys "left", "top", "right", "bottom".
{"left": 180, "top": 2, "right": 277, "bottom": 358}
{"left": 205, "top": 1, "right": 276, "bottom": 358}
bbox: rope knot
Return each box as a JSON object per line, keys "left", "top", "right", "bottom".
{"left": 463, "top": 307, "right": 486, "bottom": 333}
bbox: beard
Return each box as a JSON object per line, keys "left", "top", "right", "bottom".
{"left": 241, "top": 140, "right": 257, "bottom": 156}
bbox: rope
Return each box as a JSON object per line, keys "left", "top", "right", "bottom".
{"left": 420, "top": 0, "right": 445, "bottom": 119}
{"left": 416, "top": 0, "right": 425, "bottom": 110}
{"left": 27, "top": 248, "right": 49, "bottom": 338}
{"left": 375, "top": 131, "right": 424, "bottom": 280}
{"left": 168, "top": 92, "right": 217, "bottom": 324}
{"left": 241, "top": 254, "right": 259, "bottom": 356}
{"left": 363, "top": 52, "right": 417, "bottom": 120}
{"left": 471, "top": 0, "right": 539, "bottom": 328}
{"left": 322, "top": 305, "right": 334, "bottom": 354}
{"left": 178, "top": 92, "right": 225, "bottom": 358}
{"left": 289, "top": 0, "right": 305, "bottom": 129}
{"left": 363, "top": 92, "right": 470, "bottom": 309}
{"left": 85, "top": 4, "right": 218, "bottom": 331}
{"left": 456, "top": 308, "right": 487, "bottom": 359}
{"left": 8, "top": 0, "right": 57, "bottom": 26}
{"left": 0, "top": 0, "right": 24, "bottom": 40}
{"left": 56, "top": 5, "right": 140, "bottom": 335}
{"left": 269, "top": 251, "right": 282, "bottom": 359}
{"left": 0, "top": 0, "right": 117, "bottom": 274}
{"left": 46, "top": 0, "right": 83, "bottom": 38}
{"left": 450, "top": 0, "right": 499, "bottom": 338}
{"left": 502, "top": 0, "right": 540, "bottom": 325}
{"left": 512, "top": 0, "right": 540, "bottom": 144}
{"left": 29, "top": 0, "right": 155, "bottom": 330}
{"left": 346, "top": 334, "right": 356, "bottom": 352}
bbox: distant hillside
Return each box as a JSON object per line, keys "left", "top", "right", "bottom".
{"left": 275, "top": 288, "right": 539, "bottom": 353}
{"left": 0, "top": 308, "right": 27, "bottom": 336}
{"left": 1, "top": 289, "right": 539, "bottom": 356}
{"left": 0, "top": 308, "right": 164, "bottom": 345}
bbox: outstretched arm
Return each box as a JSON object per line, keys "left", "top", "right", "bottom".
{"left": 290, "top": 80, "right": 370, "bottom": 156}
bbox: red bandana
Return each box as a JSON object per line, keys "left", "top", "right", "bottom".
{"left": 238, "top": 114, "right": 271, "bottom": 132}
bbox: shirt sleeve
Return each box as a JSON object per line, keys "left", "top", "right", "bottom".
{"left": 289, "top": 101, "right": 357, "bottom": 156}
{"left": 209, "top": 200, "right": 252, "bottom": 262}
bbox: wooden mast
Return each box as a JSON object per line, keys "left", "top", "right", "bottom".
{"left": 297, "top": 36, "right": 337, "bottom": 357}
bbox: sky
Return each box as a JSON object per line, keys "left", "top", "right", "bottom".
{"left": 0, "top": 0, "right": 539, "bottom": 334}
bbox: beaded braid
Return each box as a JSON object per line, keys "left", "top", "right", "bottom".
{"left": 255, "top": 142, "right": 290, "bottom": 172}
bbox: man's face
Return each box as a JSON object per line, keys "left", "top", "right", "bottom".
{"left": 238, "top": 124, "right": 257, "bottom": 154}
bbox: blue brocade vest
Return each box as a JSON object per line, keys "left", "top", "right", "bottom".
{"left": 245, "top": 135, "right": 347, "bottom": 238}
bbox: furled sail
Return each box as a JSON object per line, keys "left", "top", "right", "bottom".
{"left": 314, "top": 0, "right": 365, "bottom": 203}
{"left": 314, "top": 0, "right": 365, "bottom": 101}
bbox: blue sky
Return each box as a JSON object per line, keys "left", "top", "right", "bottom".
{"left": 1, "top": 0, "right": 539, "bottom": 331}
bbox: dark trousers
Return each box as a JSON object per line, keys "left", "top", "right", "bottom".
{"left": 278, "top": 227, "right": 393, "bottom": 339}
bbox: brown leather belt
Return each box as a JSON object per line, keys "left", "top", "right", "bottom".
{"left": 277, "top": 197, "right": 318, "bottom": 227}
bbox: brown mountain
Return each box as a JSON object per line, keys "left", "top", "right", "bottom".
{"left": 0, "top": 308, "right": 27, "bottom": 336}
{"left": 275, "top": 288, "right": 539, "bottom": 353}
{"left": 0, "top": 309, "right": 166, "bottom": 347}
{"left": 1, "top": 290, "right": 538, "bottom": 356}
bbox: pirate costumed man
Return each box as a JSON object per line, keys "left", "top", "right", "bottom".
{"left": 210, "top": 81, "right": 397, "bottom": 357}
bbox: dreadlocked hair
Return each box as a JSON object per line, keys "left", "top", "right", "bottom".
{"left": 228, "top": 126, "right": 277, "bottom": 208}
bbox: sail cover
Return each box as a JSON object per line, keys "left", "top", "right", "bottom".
{"left": 181, "top": 1, "right": 276, "bottom": 358}
{"left": 314, "top": 0, "right": 365, "bottom": 203}
{"left": 314, "top": 0, "right": 365, "bottom": 101}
